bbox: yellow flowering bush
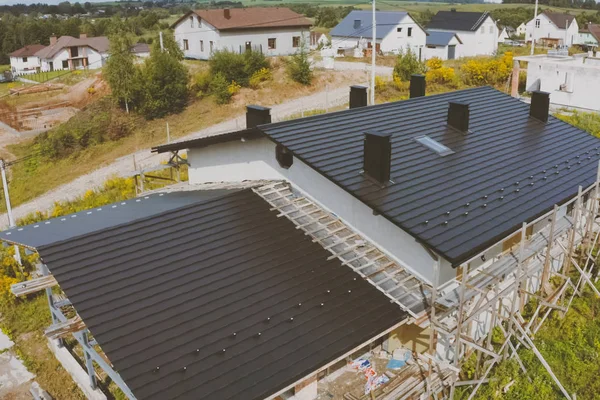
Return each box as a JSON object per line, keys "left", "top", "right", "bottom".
{"left": 460, "top": 52, "right": 513, "bottom": 86}
{"left": 227, "top": 80, "right": 241, "bottom": 95}
{"left": 426, "top": 57, "right": 443, "bottom": 70}
{"left": 425, "top": 57, "right": 456, "bottom": 85}
{"left": 249, "top": 67, "right": 272, "bottom": 88}
{"left": 375, "top": 76, "right": 388, "bottom": 91}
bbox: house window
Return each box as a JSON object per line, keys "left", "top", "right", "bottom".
{"left": 200, "top": 40, "right": 204, "bottom": 52}
{"left": 408, "top": 27, "right": 413, "bottom": 37}
{"left": 62, "top": 60, "right": 68, "bottom": 69}
{"left": 183, "top": 39, "right": 189, "bottom": 50}
{"left": 22, "top": 57, "right": 27, "bottom": 62}
{"left": 268, "top": 38, "right": 276, "bottom": 50}
{"left": 210, "top": 41, "right": 214, "bottom": 53}
{"left": 535, "top": 19, "right": 540, "bottom": 28}
{"left": 426, "top": 45, "right": 436, "bottom": 49}
{"left": 189, "top": 16, "right": 194, "bottom": 27}
{"left": 397, "top": 27, "right": 402, "bottom": 33}
{"left": 292, "top": 36, "right": 300, "bottom": 48}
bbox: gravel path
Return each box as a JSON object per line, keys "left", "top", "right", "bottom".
{"left": 0, "top": 82, "right": 363, "bottom": 228}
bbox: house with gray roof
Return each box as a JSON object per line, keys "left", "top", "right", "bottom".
{"left": 330, "top": 10, "right": 427, "bottom": 58}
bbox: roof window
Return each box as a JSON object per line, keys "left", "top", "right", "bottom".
{"left": 415, "top": 136, "right": 454, "bottom": 156}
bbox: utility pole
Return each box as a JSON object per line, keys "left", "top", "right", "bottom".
{"left": 0, "top": 159, "right": 21, "bottom": 266}
{"left": 530, "top": 0, "right": 539, "bottom": 55}
{"left": 371, "top": 0, "right": 376, "bottom": 106}
{"left": 166, "top": 122, "right": 171, "bottom": 143}
{"left": 159, "top": 31, "right": 164, "bottom": 52}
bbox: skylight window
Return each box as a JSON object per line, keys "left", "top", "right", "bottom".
{"left": 415, "top": 136, "right": 454, "bottom": 156}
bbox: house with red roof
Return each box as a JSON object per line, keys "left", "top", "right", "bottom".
{"left": 172, "top": 7, "right": 312, "bottom": 60}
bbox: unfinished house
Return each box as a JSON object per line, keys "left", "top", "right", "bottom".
{"left": 3, "top": 79, "right": 600, "bottom": 399}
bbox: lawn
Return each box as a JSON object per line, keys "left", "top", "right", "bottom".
{"left": 24, "top": 69, "right": 75, "bottom": 83}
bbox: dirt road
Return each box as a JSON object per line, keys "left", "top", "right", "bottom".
{"left": 0, "top": 80, "right": 367, "bottom": 229}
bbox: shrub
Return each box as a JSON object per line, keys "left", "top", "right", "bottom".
{"left": 287, "top": 45, "right": 313, "bottom": 85}
{"left": 227, "top": 80, "right": 241, "bottom": 96}
{"left": 191, "top": 70, "right": 212, "bottom": 97}
{"left": 249, "top": 67, "right": 272, "bottom": 88}
{"left": 393, "top": 48, "right": 425, "bottom": 81}
{"left": 460, "top": 52, "right": 513, "bottom": 86}
{"left": 209, "top": 72, "right": 232, "bottom": 104}
{"left": 425, "top": 57, "right": 443, "bottom": 70}
{"left": 425, "top": 58, "right": 457, "bottom": 85}
{"left": 210, "top": 49, "right": 270, "bottom": 87}
{"left": 375, "top": 76, "right": 387, "bottom": 91}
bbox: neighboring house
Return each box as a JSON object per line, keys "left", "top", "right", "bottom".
{"left": 498, "top": 26, "right": 515, "bottom": 42}
{"left": 130, "top": 42, "right": 151, "bottom": 60}
{"left": 423, "top": 31, "right": 462, "bottom": 60}
{"left": 9, "top": 44, "right": 46, "bottom": 75}
{"left": 516, "top": 22, "right": 527, "bottom": 36}
{"left": 35, "top": 34, "right": 109, "bottom": 71}
{"left": 426, "top": 10, "right": 498, "bottom": 57}
{"left": 516, "top": 53, "right": 600, "bottom": 111}
{"left": 576, "top": 23, "right": 600, "bottom": 47}
{"left": 309, "top": 31, "right": 328, "bottom": 49}
{"left": 172, "top": 7, "right": 312, "bottom": 60}
{"left": 330, "top": 11, "right": 427, "bottom": 58}
{"left": 524, "top": 11, "right": 579, "bottom": 47}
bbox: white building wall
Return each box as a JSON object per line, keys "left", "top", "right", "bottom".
{"left": 39, "top": 47, "right": 106, "bottom": 71}
{"left": 10, "top": 56, "right": 40, "bottom": 74}
{"left": 379, "top": 14, "right": 426, "bottom": 55}
{"left": 428, "top": 16, "right": 497, "bottom": 58}
{"left": 187, "top": 138, "right": 452, "bottom": 285}
{"left": 525, "top": 57, "right": 600, "bottom": 111}
{"left": 174, "top": 13, "right": 309, "bottom": 59}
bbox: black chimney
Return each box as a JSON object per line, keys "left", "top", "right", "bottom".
{"left": 224, "top": 8, "right": 231, "bottom": 19}
{"left": 246, "top": 105, "right": 271, "bottom": 128}
{"left": 350, "top": 85, "right": 368, "bottom": 109}
{"left": 447, "top": 102, "right": 470, "bottom": 133}
{"left": 530, "top": 91, "right": 550, "bottom": 123}
{"left": 363, "top": 131, "right": 392, "bottom": 185}
{"left": 410, "top": 74, "right": 426, "bottom": 98}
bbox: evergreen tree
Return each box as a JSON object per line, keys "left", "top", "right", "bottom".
{"left": 138, "top": 35, "right": 189, "bottom": 119}
{"left": 287, "top": 42, "right": 313, "bottom": 85}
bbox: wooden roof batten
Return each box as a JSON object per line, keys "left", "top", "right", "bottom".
{"left": 253, "top": 181, "right": 432, "bottom": 319}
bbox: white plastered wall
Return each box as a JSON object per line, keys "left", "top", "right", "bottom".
{"left": 187, "top": 138, "right": 449, "bottom": 285}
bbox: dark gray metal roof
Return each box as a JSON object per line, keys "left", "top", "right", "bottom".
{"left": 258, "top": 86, "right": 600, "bottom": 265}
{"left": 7, "top": 189, "right": 406, "bottom": 400}
{"left": 426, "top": 11, "right": 490, "bottom": 32}
{"left": 152, "top": 128, "right": 260, "bottom": 154}
{"left": 0, "top": 190, "right": 232, "bottom": 249}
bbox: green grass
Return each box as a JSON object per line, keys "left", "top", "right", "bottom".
{"left": 0, "top": 65, "right": 10, "bottom": 73}
{"left": 25, "top": 69, "right": 75, "bottom": 83}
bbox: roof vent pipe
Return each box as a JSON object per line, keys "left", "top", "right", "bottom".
{"left": 363, "top": 131, "right": 392, "bottom": 185}
{"left": 529, "top": 91, "right": 550, "bottom": 123}
{"left": 447, "top": 101, "right": 470, "bottom": 133}
{"left": 246, "top": 105, "right": 271, "bottom": 129}
{"left": 409, "top": 74, "right": 426, "bottom": 98}
{"left": 224, "top": 8, "right": 231, "bottom": 19}
{"left": 349, "top": 85, "right": 368, "bottom": 109}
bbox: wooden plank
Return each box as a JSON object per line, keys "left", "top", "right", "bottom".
{"left": 11, "top": 275, "right": 57, "bottom": 297}
{"left": 45, "top": 316, "right": 86, "bottom": 340}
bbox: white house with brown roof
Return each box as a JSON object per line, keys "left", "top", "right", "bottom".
{"left": 36, "top": 34, "right": 109, "bottom": 72}
{"left": 524, "top": 11, "right": 579, "bottom": 47}
{"left": 172, "top": 7, "right": 312, "bottom": 60}
{"left": 9, "top": 44, "right": 46, "bottom": 75}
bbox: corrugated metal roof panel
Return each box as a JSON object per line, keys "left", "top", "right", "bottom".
{"left": 16, "top": 189, "right": 405, "bottom": 400}
{"left": 259, "top": 86, "right": 600, "bottom": 265}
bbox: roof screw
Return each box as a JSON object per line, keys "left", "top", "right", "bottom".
{"left": 500, "top": 196, "right": 504, "bottom": 200}
{"left": 232, "top": 332, "right": 237, "bottom": 337}
{"left": 567, "top": 166, "right": 571, "bottom": 169}
{"left": 554, "top": 165, "right": 558, "bottom": 168}
{"left": 500, "top": 188, "right": 504, "bottom": 192}
{"left": 578, "top": 161, "right": 581, "bottom": 164}
{"left": 327, "top": 290, "right": 331, "bottom": 294}
{"left": 555, "top": 171, "right": 559, "bottom": 174}
{"left": 443, "top": 221, "right": 448, "bottom": 225}
{"left": 577, "top": 155, "right": 580, "bottom": 158}
{"left": 516, "top": 189, "right": 520, "bottom": 193}
{"left": 529, "top": 182, "right": 534, "bottom": 186}
{"left": 320, "top": 303, "right": 325, "bottom": 307}
{"left": 529, "top": 175, "right": 533, "bottom": 179}
{"left": 257, "top": 332, "right": 262, "bottom": 336}
{"left": 516, "top": 181, "right": 519, "bottom": 185}
{"left": 298, "top": 303, "right": 302, "bottom": 307}
{"left": 446, "top": 211, "right": 450, "bottom": 215}
{"left": 424, "top": 220, "right": 429, "bottom": 224}
{"left": 483, "top": 195, "right": 488, "bottom": 199}
{"left": 353, "top": 277, "right": 357, "bottom": 281}
{"left": 482, "top": 204, "right": 487, "bottom": 208}
{"left": 196, "top": 349, "right": 200, "bottom": 353}
{"left": 543, "top": 176, "right": 547, "bottom": 180}
{"left": 290, "top": 317, "right": 294, "bottom": 322}
{"left": 348, "top": 289, "right": 352, "bottom": 293}
{"left": 464, "top": 212, "right": 468, "bottom": 216}
{"left": 588, "top": 157, "right": 591, "bottom": 160}
{"left": 223, "top": 348, "right": 227, "bottom": 352}
{"left": 266, "top": 317, "right": 271, "bottom": 322}
{"left": 155, "top": 367, "right": 160, "bottom": 372}
{"left": 183, "top": 366, "right": 187, "bottom": 371}
{"left": 542, "top": 170, "right": 546, "bottom": 173}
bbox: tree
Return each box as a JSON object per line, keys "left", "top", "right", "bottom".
{"left": 105, "top": 34, "right": 139, "bottom": 113}
{"left": 393, "top": 48, "right": 425, "bottom": 81}
{"left": 138, "top": 35, "right": 189, "bottom": 119}
{"left": 287, "top": 43, "right": 313, "bottom": 85}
